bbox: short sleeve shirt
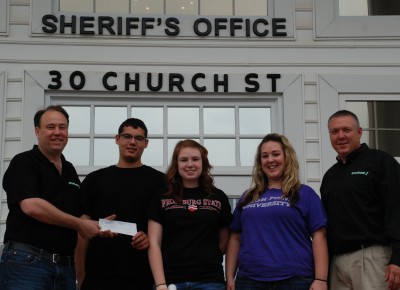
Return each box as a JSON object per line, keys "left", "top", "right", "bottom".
{"left": 148, "top": 187, "right": 232, "bottom": 283}
{"left": 2, "top": 145, "right": 82, "bottom": 255}
{"left": 229, "top": 185, "right": 327, "bottom": 281}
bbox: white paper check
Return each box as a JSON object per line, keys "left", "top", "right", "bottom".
{"left": 99, "top": 219, "right": 137, "bottom": 236}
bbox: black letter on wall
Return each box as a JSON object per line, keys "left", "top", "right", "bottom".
{"left": 48, "top": 70, "right": 62, "bottom": 89}
{"left": 192, "top": 73, "right": 206, "bottom": 92}
{"left": 245, "top": 73, "right": 260, "bottom": 92}
{"left": 42, "top": 15, "right": 58, "bottom": 33}
{"left": 165, "top": 17, "right": 180, "bottom": 36}
{"left": 103, "top": 72, "right": 117, "bottom": 91}
{"left": 147, "top": 73, "right": 163, "bottom": 91}
{"left": 60, "top": 15, "right": 76, "bottom": 34}
{"left": 267, "top": 74, "right": 281, "bottom": 92}
{"left": 70, "top": 71, "right": 85, "bottom": 90}
{"left": 214, "top": 74, "right": 228, "bottom": 92}
{"left": 169, "top": 74, "right": 184, "bottom": 92}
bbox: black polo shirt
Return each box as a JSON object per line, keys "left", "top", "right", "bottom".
{"left": 321, "top": 143, "right": 400, "bottom": 265}
{"left": 3, "top": 145, "right": 82, "bottom": 255}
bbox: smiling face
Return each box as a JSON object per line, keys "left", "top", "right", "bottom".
{"left": 177, "top": 147, "right": 202, "bottom": 188}
{"left": 328, "top": 115, "right": 362, "bottom": 162}
{"left": 35, "top": 110, "right": 69, "bottom": 159}
{"left": 115, "top": 126, "right": 148, "bottom": 168}
{"left": 260, "top": 141, "right": 285, "bottom": 188}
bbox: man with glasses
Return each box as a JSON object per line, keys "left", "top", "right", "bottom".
{"left": 75, "top": 118, "right": 166, "bottom": 290}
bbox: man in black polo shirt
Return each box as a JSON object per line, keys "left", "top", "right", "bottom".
{"left": 321, "top": 110, "right": 400, "bottom": 290}
{"left": 0, "top": 105, "right": 101, "bottom": 289}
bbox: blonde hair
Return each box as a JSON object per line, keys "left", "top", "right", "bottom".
{"left": 240, "top": 133, "right": 301, "bottom": 208}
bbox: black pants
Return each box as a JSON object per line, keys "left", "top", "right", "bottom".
{"left": 81, "top": 275, "right": 153, "bottom": 290}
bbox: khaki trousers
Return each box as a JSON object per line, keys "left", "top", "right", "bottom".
{"left": 330, "top": 245, "right": 391, "bottom": 290}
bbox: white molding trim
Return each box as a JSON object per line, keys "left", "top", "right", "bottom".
{"left": 319, "top": 74, "right": 400, "bottom": 175}
{"left": 0, "top": 71, "right": 5, "bottom": 187}
{"left": 314, "top": 0, "right": 400, "bottom": 39}
{"left": 0, "top": 0, "right": 8, "bottom": 35}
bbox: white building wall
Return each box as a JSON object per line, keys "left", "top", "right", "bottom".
{"left": 1, "top": 0, "right": 400, "bottom": 241}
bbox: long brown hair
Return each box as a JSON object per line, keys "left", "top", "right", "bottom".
{"left": 166, "top": 139, "right": 214, "bottom": 203}
{"left": 240, "top": 133, "right": 301, "bottom": 208}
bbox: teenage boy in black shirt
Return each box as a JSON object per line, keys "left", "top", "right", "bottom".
{"left": 75, "top": 118, "right": 165, "bottom": 290}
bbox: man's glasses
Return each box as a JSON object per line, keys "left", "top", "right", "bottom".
{"left": 120, "top": 134, "right": 147, "bottom": 142}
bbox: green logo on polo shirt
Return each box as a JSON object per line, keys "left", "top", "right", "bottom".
{"left": 351, "top": 171, "right": 369, "bottom": 176}
{"left": 69, "top": 182, "right": 80, "bottom": 188}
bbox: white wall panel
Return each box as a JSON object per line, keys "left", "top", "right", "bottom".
{"left": 5, "top": 100, "right": 22, "bottom": 118}
{"left": 0, "top": 225, "right": 5, "bottom": 246}
{"left": 295, "top": 27, "right": 314, "bottom": 42}
{"left": 296, "top": 0, "right": 313, "bottom": 9}
{"left": 5, "top": 120, "right": 21, "bottom": 138}
{"left": 0, "top": 71, "right": 4, "bottom": 242}
{"left": 8, "top": 23, "right": 30, "bottom": 39}
{"left": 304, "top": 84, "right": 317, "bottom": 102}
{"left": 306, "top": 141, "right": 320, "bottom": 159}
{"left": 4, "top": 140, "right": 21, "bottom": 159}
{"left": 6, "top": 82, "right": 22, "bottom": 100}
{"left": 0, "top": 203, "right": 8, "bottom": 221}
{"left": 305, "top": 122, "right": 319, "bottom": 139}
{"left": 0, "top": 0, "right": 8, "bottom": 35}
{"left": 10, "top": 4, "right": 30, "bottom": 24}
{"left": 305, "top": 103, "right": 318, "bottom": 121}
{"left": 295, "top": 10, "right": 313, "bottom": 28}
{"left": 306, "top": 161, "right": 320, "bottom": 179}
{"left": 1, "top": 162, "right": 10, "bottom": 195}
{"left": 0, "top": 72, "right": 4, "bottom": 195}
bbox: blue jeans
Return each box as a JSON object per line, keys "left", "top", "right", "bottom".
{"left": 166, "top": 282, "right": 225, "bottom": 290}
{"left": 0, "top": 248, "right": 76, "bottom": 290}
{"left": 235, "top": 275, "right": 313, "bottom": 290}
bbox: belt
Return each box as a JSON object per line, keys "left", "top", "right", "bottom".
{"left": 3, "top": 241, "right": 74, "bottom": 266}
{"left": 335, "top": 242, "right": 384, "bottom": 255}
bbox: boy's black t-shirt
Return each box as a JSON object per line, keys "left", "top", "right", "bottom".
{"left": 81, "top": 165, "right": 166, "bottom": 282}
